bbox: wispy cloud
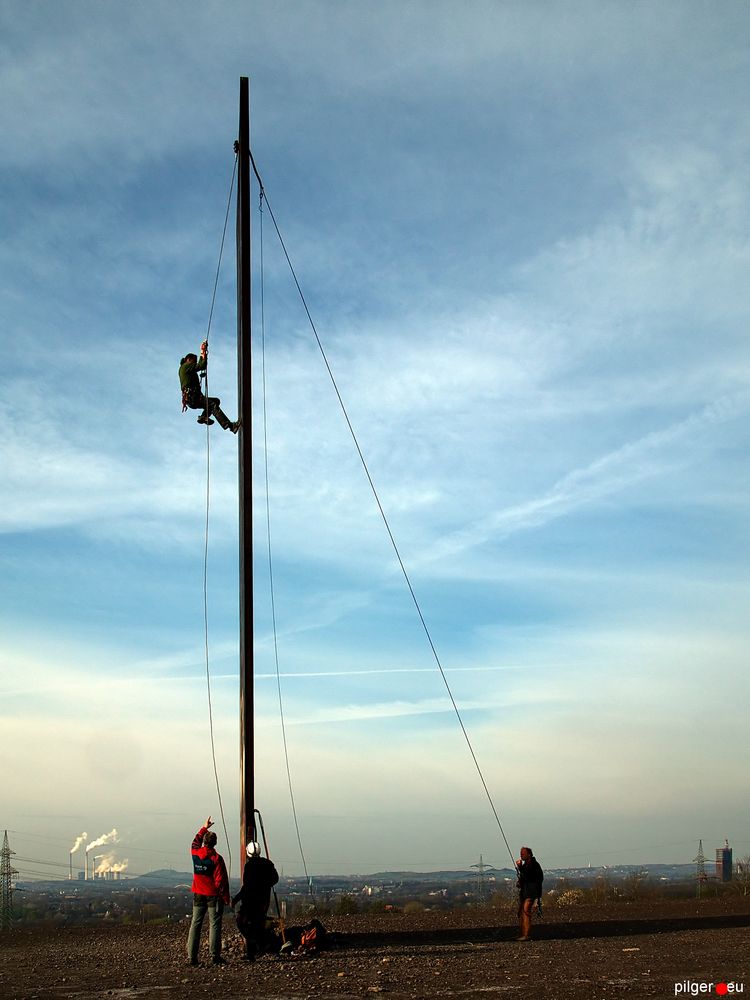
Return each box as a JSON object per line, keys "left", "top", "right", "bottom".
{"left": 421, "top": 393, "right": 750, "bottom": 566}
{"left": 284, "top": 686, "right": 566, "bottom": 726}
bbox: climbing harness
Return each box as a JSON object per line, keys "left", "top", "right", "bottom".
{"left": 181, "top": 373, "right": 205, "bottom": 413}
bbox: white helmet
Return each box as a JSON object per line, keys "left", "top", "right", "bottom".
{"left": 246, "top": 841, "right": 261, "bottom": 858}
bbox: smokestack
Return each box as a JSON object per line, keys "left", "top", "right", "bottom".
{"left": 70, "top": 832, "right": 87, "bottom": 880}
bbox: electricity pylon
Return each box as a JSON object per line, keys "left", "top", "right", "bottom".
{"left": 471, "top": 854, "right": 496, "bottom": 903}
{"left": 693, "top": 839, "right": 708, "bottom": 899}
{"left": 1, "top": 831, "right": 18, "bottom": 931}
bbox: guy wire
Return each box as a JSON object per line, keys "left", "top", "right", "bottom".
{"left": 248, "top": 149, "right": 516, "bottom": 870}
{"left": 201, "top": 151, "right": 237, "bottom": 875}
{"left": 258, "top": 191, "right": 317, "bottom": 906}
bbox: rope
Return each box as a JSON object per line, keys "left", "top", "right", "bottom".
{"left": 248, "top": 150, "right": 517, "bottom": 871}
{"left": 200, "top": 151, "right": 237, "bottom": 877}
{"left": 258, "top": 192, "right": 317, "bottom": 908}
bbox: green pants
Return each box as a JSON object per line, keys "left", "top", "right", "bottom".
{"left": 187, "top": 894, "right": 224, "bottom": 962}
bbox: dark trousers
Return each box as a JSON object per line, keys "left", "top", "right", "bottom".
{"left": 236, "top": 910, "right": 267, "bottom": 959}
{"left": 188, "top": 391, "right": 231, "bottom": 430}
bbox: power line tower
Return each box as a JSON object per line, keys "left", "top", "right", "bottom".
{"left": 1, "top": 831, "right": 18, "bottom": 931}
{"left": 693, "top": 839, "right": 708, "bottom": 899}
{"left": 470, "top": 854, "right": 495, "bottom": 903}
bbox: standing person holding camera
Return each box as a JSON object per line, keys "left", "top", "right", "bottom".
{"left": 516, "top": 846, "right": 543, "bottom": 941}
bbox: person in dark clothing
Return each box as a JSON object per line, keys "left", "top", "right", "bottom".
{"left": 516, "top": 846, "right": 543, "bottom": 941}
{"left": 186, "top": 816, "right": 231, "bottom": 966}
{"left": 179, "top": 340, "right": 240, "bottom": 432}
{"left": 232, "top": 841, "right": 280, "bottom": 961}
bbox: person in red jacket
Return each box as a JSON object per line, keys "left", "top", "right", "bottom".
{"left": 186, "top": 816, "right": 231, "bottom": 966}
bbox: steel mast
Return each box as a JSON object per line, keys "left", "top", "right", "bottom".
{"left": 237, "top": 75, "right": 254, "bottom": 860}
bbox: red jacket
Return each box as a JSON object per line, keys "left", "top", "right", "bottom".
{"left": 190, "top": 826, "right": 230, "bottom": 904}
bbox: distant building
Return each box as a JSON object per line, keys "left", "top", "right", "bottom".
{"left": 715, "top": 839, "right": 732, "bottom": 882}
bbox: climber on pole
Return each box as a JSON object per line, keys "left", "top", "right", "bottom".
{"left": 179, "top": 340, "right": 240, "bottom": 432}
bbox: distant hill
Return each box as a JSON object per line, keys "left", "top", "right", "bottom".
{"left": 128, "top": 863, "right": 698, "bottom": 888}
{"left": 363, "top": 870, "right": 516, "bottom": 883}
{"left": 127, "top": 869, "right": 193, "bottom": 887}
{"left": 17, "top": 861, "right": 701, "bottom": 892}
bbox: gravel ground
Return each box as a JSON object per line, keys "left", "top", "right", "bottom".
{"left": 1, "top": 897, "right": 748, "bottom": 999}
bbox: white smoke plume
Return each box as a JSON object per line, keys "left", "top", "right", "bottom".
{"left": 70, "top": 832, "right": 88, "bottom": 854}
{"left": 95, "top": 854, "right": 128, "bottom": 875}
{"left": 86, "top": 828, "right": 118, "bottom": 852}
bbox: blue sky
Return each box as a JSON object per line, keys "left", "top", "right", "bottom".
{"left": 2, "top": 0, "right": 749, "bottom": 879}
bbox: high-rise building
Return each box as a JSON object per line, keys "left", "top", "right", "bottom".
{"left": 715, "top": 839, "right": 733, "bottom": 882}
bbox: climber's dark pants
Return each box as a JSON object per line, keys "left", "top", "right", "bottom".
{"left": 187, "top": 391, "right": 231, "bottom": 430}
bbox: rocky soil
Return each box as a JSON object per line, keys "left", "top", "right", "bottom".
{"left": 1, "top": 896, "right": 748, "bottom": 999}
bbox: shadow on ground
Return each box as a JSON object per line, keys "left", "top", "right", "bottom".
{"left": 336, "top": 911, "right": 750, "bottom": 950}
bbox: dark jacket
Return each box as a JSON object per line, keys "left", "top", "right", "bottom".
{"left": 517, "top": 856, "right": 544, "bottom": 900}
{"left": 190, "top": 826, "right": 230, "bottom": 904}
{"left": 232, "top": 856, "right": 279, "bottom": 916}
{"left": 179, "top": 355, "right": 207, "bottom": 394}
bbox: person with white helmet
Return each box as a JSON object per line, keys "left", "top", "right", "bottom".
{"left": 232, "top": 839, "right": 280, "bottom": 961}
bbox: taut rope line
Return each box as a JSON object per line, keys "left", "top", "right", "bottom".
{"left": 200, "top": 151, "right": 237, "bottom": 876}
{"left": 248, "top": 150, "right": 517, "bottom": 870}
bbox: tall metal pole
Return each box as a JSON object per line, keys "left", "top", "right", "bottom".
{"left": 237, "top": 76, "right": 254, "bottom": 860}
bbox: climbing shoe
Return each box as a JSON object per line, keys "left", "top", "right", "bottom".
{"left": 197, "top": 415, "right": 214, "bottom": 425}
{"left": 230, "top": 420, "right": 241, "bottom": 434}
